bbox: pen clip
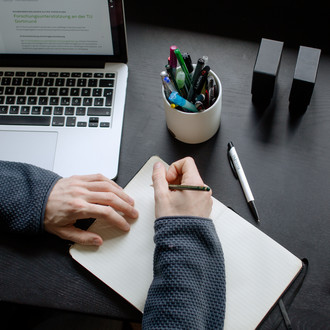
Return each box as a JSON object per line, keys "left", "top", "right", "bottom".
{"left": 227, "top": 150, "right": 238, "bottom": 179}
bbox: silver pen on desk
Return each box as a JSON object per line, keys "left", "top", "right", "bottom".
{"left": 227, "top": 141, "right": 260, "bottom": 222}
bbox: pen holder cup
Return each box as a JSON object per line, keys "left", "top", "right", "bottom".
{"left": 162, "top": 70, "right": 222, "bottom": 144}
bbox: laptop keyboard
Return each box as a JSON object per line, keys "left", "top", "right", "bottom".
{"left": 0, "top": 71, "right": 115, "bottom": 128}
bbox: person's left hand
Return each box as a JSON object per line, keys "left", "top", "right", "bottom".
{"left": 44, "top": 174, "right": 138, "bottom": 246}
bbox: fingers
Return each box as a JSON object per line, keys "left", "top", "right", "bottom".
{"left": 152, "top": 158, "right": 213, "bottom": 219}
{"left": 56, "top": 226, "right": 103, "bottom": 246}
{"left": 71, "top": 175, "right": 135, "bottom": 207}
{"left": 65, "top": 196, "right": 133, "bottom": 232}
{"left": 152, "top": 162, "right": 169, "bottom": 198}
{"left": 44, "top": 174, "right": 137, "bottom": 242}
{"left": 91, "top": 203, "right": 132, "bottom": 231}
{"left": 85, "top": 181, "right": 138, "bottom": 219}
{"left": 86, "top": 186, "right": 136, "bottom": 211}
{"left": 45, "top": 199, "right": 131, "bottom": 245}
{"left": 167, "top": 157, "right": 204, "bottom": 185}
{"left": 74, "top": 173, "right": 115, "bottom": 184}
{"left": 86, "top": 192, "right": 138, "bottom": 220}
{"left": 152, "top": 162, "right": 172, "bottom": 219}
{"left": 65, "top": 174, "right": 137, "bottom": 218}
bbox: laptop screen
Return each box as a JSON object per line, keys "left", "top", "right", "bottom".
{"left": 0, "top": 0, "right": 127, "bottom": 67}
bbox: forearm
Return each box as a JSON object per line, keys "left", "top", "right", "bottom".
{"left": 0, "top": 161, "right": 61, "bottom": 234}
{"left": 142, "top": 216, "right": 226, "bottom": 330}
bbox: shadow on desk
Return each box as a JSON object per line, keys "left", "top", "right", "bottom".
{"left": 0, "top": 302, "right": 127, "bottom": 330}
{"left": 125, "top": 0, "right": 330, "bottom": 53}
{"left": 0, "top": 232, "right": 142, "bottom": 322}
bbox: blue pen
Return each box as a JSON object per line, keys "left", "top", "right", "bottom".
{"left": 168, "top": 91, "right": 198, "bottom": 112}
{"left": 165, "top": 64, "right": 181, "bottom": 95}
{"left": 160, "top": 71, "right": 171, "bottom": 98}
{"left": 163, "top": 76, "right": 177, "bottom": 93}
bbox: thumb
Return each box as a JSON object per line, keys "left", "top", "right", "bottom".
{"left": 57, "top": 226, "right": 103, "bottom": 246}
{"left": 152, "top": 162, "right": 168, "bottom": 196}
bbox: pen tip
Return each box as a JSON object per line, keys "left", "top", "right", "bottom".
{"left": 248, "top": 201, "right": 260, "bottom": 223}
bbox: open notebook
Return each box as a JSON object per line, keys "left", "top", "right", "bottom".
{"left": 70, "top": 156, "right": 303, "bottom": 329}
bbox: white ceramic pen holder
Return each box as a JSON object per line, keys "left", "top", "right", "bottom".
{"left": 162, "top": 70, "right": 222, "bottom": 144}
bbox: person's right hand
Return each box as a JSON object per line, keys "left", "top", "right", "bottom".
{"left": 44, "top": 174, "right": 138, "bottom": 246}
{"left": 152, "top": 157, "right": 213, "bottom": 219}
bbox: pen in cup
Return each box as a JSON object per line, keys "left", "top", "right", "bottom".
{"left": 176, "top": 70, "right": 188, "bottom": 98}
{"left": 192, "top": 65, "right": 210, "bottom": 100}
{"left": 188, "top": 58, "right": 205, "bottom": 101}
{"left": 174, "top": 48, "right": 192, "bottom": 89}
{"left": 165, "top": 64, "right": 181, "bottom": 95}
{"left": 169, "top": 91, "right": 198, "bottom": 113}
{"left": 162, "top": 46, "right": 220, "bottom": 115}
{"left": 169, "top": 45, "right": 178, "bottom": 72}
{"left": 203, "top": 55, "right": 208, "bottom": 65}
{"left": 183, "top": 52, "right": 194, "bottom": 78}
{"left": 163, "top": 76, "right": 176, "bottom": 93}
{"left": 160, "top": 71, "right": 171, "bottom": 98}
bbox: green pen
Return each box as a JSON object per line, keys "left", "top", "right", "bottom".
{"left": 174, "top": 49, "right": 192, "bottom": 89}
{"left": 168, "top": 184, "right": 211, "bottom": 191}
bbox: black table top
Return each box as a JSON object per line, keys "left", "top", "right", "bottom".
{"left": 1, "top": 19, "right": 330, "bottom": 328}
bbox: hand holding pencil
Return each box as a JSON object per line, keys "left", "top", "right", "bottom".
{"left": 152, "top": 157, "right": 212, "bottom": 219}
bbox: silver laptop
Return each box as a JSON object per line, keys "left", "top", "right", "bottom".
{"left": 0, "top": 0, "right": 128, "bottom": 179}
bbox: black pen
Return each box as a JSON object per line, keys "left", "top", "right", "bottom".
{"left": 191, "top": 65, "right": 210, "bottom": 101}
{"left": 227, "top": 142, "right": 260, "bottom": 222}
{"left": 187, "top": 58, "right": 205, "bottom": 101}
{"left": 207, "top": 75, "right": 216, "bottom": 106}
{"left": 182, "top": 53, "right": 194, "bottom": 76}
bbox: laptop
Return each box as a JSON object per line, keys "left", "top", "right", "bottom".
{"left": 0, "top": 0, "right": 128, "bottom": 179}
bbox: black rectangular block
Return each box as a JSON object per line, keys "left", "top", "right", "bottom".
{"left": 289, "top": 46, "right": 321, "bottom": 112}
{"left": 251, "top": 38, "right": 284, "bottom": 104}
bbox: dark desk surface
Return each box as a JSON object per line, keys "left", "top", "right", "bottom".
{"left": 1, "top": 21, "right": 330, "bottom": 328}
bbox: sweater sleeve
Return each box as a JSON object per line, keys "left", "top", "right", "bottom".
{"left": 142, "top": 216, "right": 226, "bottom": 330}
{"left": 0, "top": 160, "right": 61, "bottom": 234}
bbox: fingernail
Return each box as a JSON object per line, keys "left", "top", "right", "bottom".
{"left": 154, "top": 162, "right": 162, "bottom": 169}
{"left": 128, "top": 196, "right": 135, "bottom": 205}
{"left": 93, "top": 238, "right": 102, "bottom": 246}
{"left": 123, "top": 222, "right": 131, "bottom": 231}
{"left": 132, "top": 209, "right": 139, "bottom": 218}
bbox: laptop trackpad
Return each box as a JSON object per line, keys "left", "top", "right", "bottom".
{"left": 0, "top": 130, "right": 58, "bottom": 171}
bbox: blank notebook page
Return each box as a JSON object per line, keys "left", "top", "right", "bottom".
{"left": 70, "top": 156, "right": 302, "bottom": 329}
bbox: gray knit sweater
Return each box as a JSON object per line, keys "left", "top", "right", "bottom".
{"left": 143, "top": 216, "right": 226, "bottom": 329}
{"left": 0, "top": 160, "right": 60, "bottom": 234}
{"left": 0, "top": 161, "right": 226, "bottom": 328}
